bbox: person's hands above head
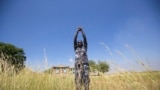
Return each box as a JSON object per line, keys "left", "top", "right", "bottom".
{"left": 77, "top": 27, "right": 82, "bottom": 32}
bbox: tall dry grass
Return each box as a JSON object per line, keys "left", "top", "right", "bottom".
{"left": 0, "top": 65, "right": 160, "bottom": 90}
{"left": 0, "top": 44, "right": 160, "bottom": 90}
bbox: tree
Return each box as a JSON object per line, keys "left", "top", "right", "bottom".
{"left": 88, "top": 60, "right": 97, "bottom": 72}
{"left": 97, "top": 61, "right": 109, "bottom": 73}
{"left": 0, "top": 42, "right": 26, "bottom": 73}
{"left": 89, "top": 60, "right": 110, "bottom": 74}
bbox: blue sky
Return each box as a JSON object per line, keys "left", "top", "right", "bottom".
{"left": 0, "top": 0, "right": 160, "bottom": 72}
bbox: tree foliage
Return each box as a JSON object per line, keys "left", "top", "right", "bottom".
{"left": 89, "top": 60, "right": 97, "bottom": 72}
{"left": 0, "top": 42, "right": 26, "bottom": 73}
{"left": 89, "top": 60, "right": 109, "bottom": 73}
{"left": 97, "top": 61, "right": 109, "bottom": 73}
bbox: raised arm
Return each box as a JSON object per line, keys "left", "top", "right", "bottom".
{"left": 81, "top": 29, "right": 88, "bottom": 50}
{"left": 74, "top": 29, "right": 79, "bottom": 51}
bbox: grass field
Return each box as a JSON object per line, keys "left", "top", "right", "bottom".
{"left": 0, "top": 68, "right": 160, "bottom": 90}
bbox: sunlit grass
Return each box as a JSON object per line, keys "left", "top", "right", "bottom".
{"left": 0, "top": 67, "right": 160, "bottom": 90}
{"left": 1, "top": 44, "right": 160, "bottom": 90}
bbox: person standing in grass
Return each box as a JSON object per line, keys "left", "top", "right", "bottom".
{"left": 74, "top": 27, "right": 90, "bottom": 90}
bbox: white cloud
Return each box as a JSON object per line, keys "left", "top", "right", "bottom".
{"left": 69, "top": 58, "right": 73, "bottom": 62}
{"left": 69, "top": 57, "right": 74, "bottom": 67}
